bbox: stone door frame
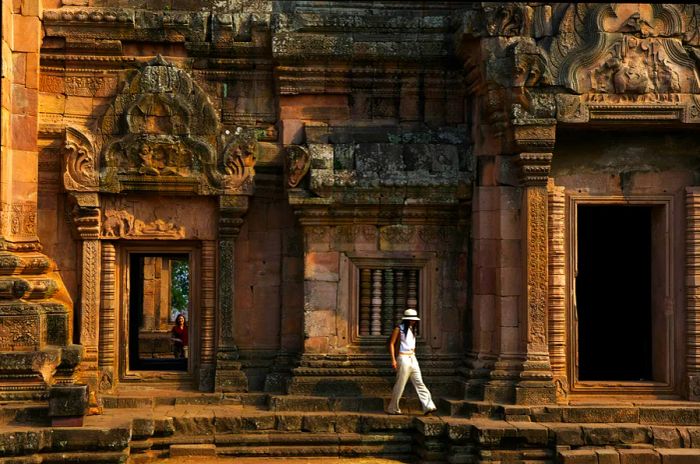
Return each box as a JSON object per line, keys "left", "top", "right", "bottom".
{"left": 116, "top": 241, "right": 202, "bottom": 386}
{"left": 564, "top": 194, "right": 677, "bottom": 396}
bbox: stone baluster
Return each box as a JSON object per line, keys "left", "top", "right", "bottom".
{"left": 382, "top": 269, "right": 395, "bottom": 335}
{"left": 395, "top": 270, "right": 406, "bottom": 325}
{"left": 370, "top": 269, "right": 382, "bottom": 335}
{"left": 359, "top": 269, "right": 371, "bottom": 335}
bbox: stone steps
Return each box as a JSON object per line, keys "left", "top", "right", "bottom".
{"left": 214, "top": 431, "right": 414, "bottom": 458}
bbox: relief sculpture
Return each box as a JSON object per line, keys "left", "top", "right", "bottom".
{"left": 99, "top": 56, "right": 257, "bottom": 195}
{"left": 102, "top": 210, "right": 185, "bottom": 239}
{"left": 592, "top": 36, "right": 681, "bottom": 94}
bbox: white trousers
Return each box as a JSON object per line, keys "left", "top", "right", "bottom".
{"left": 387, "top": 354, "right": 436, "bottom": 414}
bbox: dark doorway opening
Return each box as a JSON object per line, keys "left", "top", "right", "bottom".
{"left": 577, "top": 205, "right": 652, "bottom": 381}
{"left": 129, "top": 253, "right": 190, "bottom": 371}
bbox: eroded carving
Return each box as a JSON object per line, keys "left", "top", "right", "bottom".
{"left": 8, "top": 202, "right": 37, "bottom": 238}
{"left": 484, "top": 4, "right": 530, "bottom": 37}
{"left": 0, "top": 316, "right": 40, "bottom": 351}
{"left": 379, "top": 225, "right": 414, "bottom": 245}
{"left": 101, "top": 210, "right": 185, "bottom": 239}
{"left": 63, "top": 127, "right": 99, "bottom": 192}
{"left": 549, "top": 4, "right": 699, "bottom": 94}
{"left": 99, "top": 56, "right": 257, "bottom": 195}
{"left": 286, "top": 145, "right": 311, "bottom": 188}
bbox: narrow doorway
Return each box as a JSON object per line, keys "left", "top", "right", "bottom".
{"left": 576, "top": 205, "right": 652, "bottom": 381}
{"left": 129, "top": 253, "right": 191, "bottom": 371}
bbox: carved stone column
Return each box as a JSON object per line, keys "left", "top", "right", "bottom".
{"left": 98, "top": 242, "right": 116, "bottom": 392}
{"left": 686, "top": 187, "right": 700, "bottom": 400}
{"left": 199, "top": 240, "right": 216, "bottom": 391}
{"left": 214, "top": 195, "right": 248, "bottom": 392}
{"left": 70, "top": 195, "right": 101, "bottom": 389}
{"left": 513, "top": 152, "right": 556, "bottom": 404}
{"left": 547, "top": 181, "right": 568, "bottom": 400}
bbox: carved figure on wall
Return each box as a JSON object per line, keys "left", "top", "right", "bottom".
{"left": 102, "top": 210, "right": 185, "bottom": 239}
{"left": 217, "top": 127, "right": 257, "bottom": 191}
{"left": 285, "top": 145, "right": 311, "bottom": 188}
{"left": 102, "top": 210, "right": 135, "bottom": 237}
{"left": 592, "top": 37, "right": 681, "bottom": 94}
{"left": 548, "top": 4, "right": 699, "bottom": 94}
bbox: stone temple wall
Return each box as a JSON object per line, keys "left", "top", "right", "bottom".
{"left": 0, "top": 0, "right": 699, "bottom": 408}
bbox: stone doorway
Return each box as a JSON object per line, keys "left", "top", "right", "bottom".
{"left": 576, "top": 205, "right": 653, "bottom": 381}
{"left": 571, "top": 200, "right": 674, "bottom": 391}
{"left": 128, "top": 253, "right": 191, "bottom": 372}
{"left": 119, "top": 245, "right": 200, "bottom": 385}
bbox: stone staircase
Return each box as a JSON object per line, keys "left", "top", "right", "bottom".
{"left": 3, "top": 391, "right": 700, "bottom": 463}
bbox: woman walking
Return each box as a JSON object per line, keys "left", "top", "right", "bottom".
{"left": 387, "top": 308, "right": 437, "bottom": 415}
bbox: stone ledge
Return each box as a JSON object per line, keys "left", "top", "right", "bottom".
{"left": 169, "top": 443, "right": 216, "bottom": 456}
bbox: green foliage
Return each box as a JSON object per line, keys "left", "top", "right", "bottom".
{"left": 170, "top": 259, "right": 189, "bottom": 320}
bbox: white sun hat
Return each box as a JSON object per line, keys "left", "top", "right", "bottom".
{"left": 401, "top": 308, "right": 420, "bottom": 321}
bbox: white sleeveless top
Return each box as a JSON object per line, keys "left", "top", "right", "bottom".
{"left": 399, "top": 326, "right": 416, "bottom": 353}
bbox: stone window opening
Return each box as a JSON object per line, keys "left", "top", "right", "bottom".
{"left": 357, "top": 267, "right": 421, "bottom": 338}
{"left": 569, "top": 199, "right": 675, "bottom": 393}
{"left": 342, "top": 253, "right": 436, "bottom": 348}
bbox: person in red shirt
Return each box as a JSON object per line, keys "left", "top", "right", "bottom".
{"left": 171, "top": 314, "right": 188, "bottom": 358}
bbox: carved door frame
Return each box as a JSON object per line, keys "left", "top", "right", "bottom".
{"left": 565, "top": 195, "right": 677, "bottom": 396}
{"left": 117, "top": 242, "right": 202, "bottom": 385}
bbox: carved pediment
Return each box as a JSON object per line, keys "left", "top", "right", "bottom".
{"left": 59, "top": 56, "right": 257, "bottom": 197}
{"left": 550, "top": 4, "right": 700, "bottom": 95}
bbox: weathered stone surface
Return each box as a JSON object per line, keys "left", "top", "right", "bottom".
{"left": 48, "top": 384, "right": 87, "bottom": 418}
{"left": 548, "top": 423, "right": 585, "bottom": 446}
{"left": 652, "top": 427, "right": 682, "bottom": 448}
{"left": 618, "top": 449, "right": 661, "bottom": 464}
{"left": 172, "top": 417, "right": 215, "bottom": 436}
{"left": 302, "top": 414, "right": 335, "bottom": 433}
{"left": 657, "top": 449, "right": 700, "bottom": 464}
{"left": 170, "top": 444, "right": 216, "bottom": 456}
{"left": 559, "top": 449, "right": 597, "bottom": 464}
{"left": 51, "top": 427, "right": 130, "bottom": 451}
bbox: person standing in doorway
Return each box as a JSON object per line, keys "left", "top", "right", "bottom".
{"left": 171, "top": 314, "right": 188, "bottom": 359}
{"left": 387, "top": 308, "right": 437, "bottom": 415}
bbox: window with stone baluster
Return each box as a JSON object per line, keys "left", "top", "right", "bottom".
{"left": 357, "top": 267, "right": 421, "bottom": 337}
{"left": 342, "top": 253, "right": 436, "bottom": 346}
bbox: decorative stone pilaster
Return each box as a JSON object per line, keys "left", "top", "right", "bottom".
{"left": 686, "top": 187, "right": 700, "bottom": 400}
{"left": 513, "top": 151, "right": 556, "bottom": 404}
{"left": 481, "top": 121, "right": 558, "bottom": 405}
{"left": 214, "top": 195, "right": 249, "bottom": 392}
{"left": 70, "top": 195, "right": 101, "bottom": 389}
